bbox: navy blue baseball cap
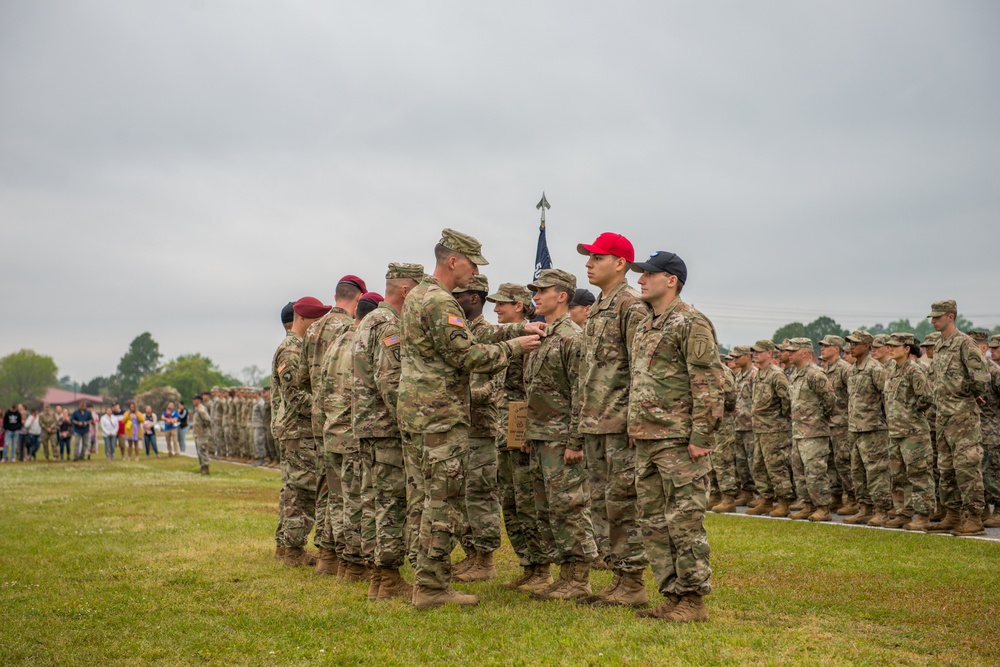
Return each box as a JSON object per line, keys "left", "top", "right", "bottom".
{"left": 629, "top": 251, "right": 687, "bottom": 284}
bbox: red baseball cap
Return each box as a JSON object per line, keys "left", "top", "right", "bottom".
{"left": 338, "top": 275, "right": 367, "bottom": 293}
{"left": 293, "top": 296, "right": 332, "bottom": 319}
{"left": 576, "top": 232, "right": 635, "bottom": 263}
{"left": 360, "top": 291, "right": 384, "bottom": 304}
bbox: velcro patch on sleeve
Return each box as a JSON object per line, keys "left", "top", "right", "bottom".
{"left": 447, "top": 315, "right": 465, "bottom": 328}
{"left": 383, "top": 334, "right": 400, "bottom": 347}
{"left": 277, "top": 362, "right": 286, "bottom": 374}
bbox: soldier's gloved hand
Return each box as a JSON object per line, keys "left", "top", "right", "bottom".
{"left": 563, "top": 448, "right": 584, "bottom": 465}
{"left": 515, "top": 335, "right": 542, "bottom": 353}
{"left": 524, "top": 322, "right": 547, "bottom": 338}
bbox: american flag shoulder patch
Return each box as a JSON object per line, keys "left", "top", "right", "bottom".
{"left": 382, "top": 334, "right": 400, "bottom": 347}
{"left": 447, "top": 315, "right": 465, "bottom": 327}
{"left": 276, "top": 362, "right": 286, "bottom": 374}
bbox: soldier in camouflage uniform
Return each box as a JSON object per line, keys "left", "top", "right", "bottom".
{"left": 271, "top": 297, "right": 331, "bottom": 566}
{"left": 351, "top": 263, "right": 423, "bottom": 600}
{"left": 487, "top": 283, "right": 547, "bottom": 591}
{"left": 191, "top": 393, "right": 212, "bottom": 475}
{"left": 984, "top": 335, "right": 1000, "bottom": 528}
{"left": 223, "top": 390, "right": 235, "bottom": 457}
{"left": 272, "top": 302, "right": 295, "bottom": 558}
{"left": 819, "top": 335, "right": 854, "bottom": 514}
{"left": 576, "top": 232, "right": 649, "bottom": 600}
{"left": 730, "top": 345, "right": 757, "bottom": 505}
{"left": 210, "top": 388, "right": 223, "bottom": 456}
{"left": 251, "top": 388, "right": 269, "bottom": 466}
{"left": 709, "top": 361, "right": 739, "bottom": 513}
{"left": 926, "top": 301, "right": 990, "bottom": 535}
{"left": 451, "top": 275, "right": 504, "bottom": 584}
{"left": 919, "top": 331, "right": 942, "bottom": 517}
{"left": 844, "top": 329, "right": 891, "bottom": 526}
{"left": 397, "top": 229, "right": 541, "bottom": 609}
{"left": 778, "top": 340, "right": 808, "bottom": 506}
{"left": 521, "top": 269, "right": 597, "bottom": 602}
{"left": 746, "top": 340, "right": 794, "bottom": 517}
{"left": 627, "top": 251, "right": 722, "bottom": 623}
{"left": 298, "top": 277, "right": 362, "bottom": 574}
{"left": 787, "top": 338, "right": 835, "bottom": 521}
{"left": 882, "top": 333, "right": 936, "bottom": 530}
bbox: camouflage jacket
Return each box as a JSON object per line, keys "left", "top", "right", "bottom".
{"left": 789, "top": 363, "right": 834, "bottom": 439}
{"left": 251, "top": 398, "right": 266, "bottom": 429}
{"left": 751, "top": 362, "right": 791, "bottom": 434}
{"left": 884, "top": 359, "right": 931, "bottom": 437}
{"left": 321, "top": 325, "right": 358, "bottom": 453}
{"left": 38, "top": 410, "right": 57, "bottom": 433}
{"left": 983, "top": 360, "right": 1000, "bottom": 442}
{"left": 733, "top": 365, "right": 757, "bottom": 432}
{"left": 931, "top": 329, "right": 990, "bottom": 419}
{"left": 397, "top": 276, "right": 525, "bottom": 435}
{"left": 271, "top": 331, "right": 311, "bottom": 441}
{"left": 719, "top": 363, "right": 737, "bottom": 438}
{"left": 626, "top": 298, "right": 724, "bottom": 446}
{"left": 269, "top": 334, "right": 288, "bottom": 438}
{"left": 523, "top": 313, "right": 583, "bottom": 448}
{"left": 192, "top": 404, "right": 212, "bottom": 439}
{"left": 352, "top": 302, "right": 403, "bottom": 439}
{"left": 211, "top": 398, "right": 223, "bottom": 432}
{"left": 847, "top": 355, "right": 887, "bottom": 433}
{"left": 822, "top": 357, "right": 851, "bottom": 430}
{"left": 579, "top": 278, "right": 650, "bottom": 434}
{"left": 299, "top": 308, "right": 353, "bottom": 437}
{"left": 468, "top": 316, "right": 503, "bottom": 438}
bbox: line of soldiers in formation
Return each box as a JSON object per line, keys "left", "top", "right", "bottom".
{"left": 200, "top": 386, "right": 277, "bottom": 467}
{"left": 259, "top": 227, "right": 997, "bottom": 622}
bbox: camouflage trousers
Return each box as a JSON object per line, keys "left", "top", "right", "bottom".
{"left": 789, "top": 437, "right": 807, "bottom": 500}
{"left": 402, "top": 432, "right": 426, "bottom": 570}
{"left": 794, "top": 437, "right": 832, "bottom": 507}
{"left": 460, "top": 436, "right": 502, "bottom": 555}
{"left": 318, "top": 448, "right": 344, "bottom": 554}
{"left": 212, "top": 428, "right": 223, "bottom": 456}
{"left": 279, "top": 437, "right": 319, "bottom": 549}
{"left": 888, "top": 434, "right": 935, "bottom": 516}
{"left": 529, "top": 440, "right": 597, "bottom": 565}
{"left": 498, "top": 446, "right": 544, "bottom": 566}
{"left": 412, "top": 426, "right": 469, "bottom": 590}
{"left": 712, "top": 422, "right": 739, "bottom": 496}
{"left": 829, "top": 427, "right": 853, "bottom": 498}
{"left": 752, "top": 431, "right": 794, "bottom": 501}
{"left": 936, "top": 413, "right": 984, "bottom": 514}
{"left": 583, "top": 433, "right": 646, "bottom": 573}
{"left": 253, "top": 428, "right": 267, "bottom": 461}
{"left": 341, "top": 445, "right": 376, "bottom": 566}
{"left": 313, "top": 443, "right": 328, "bottom": 552}
{"left": 635, "top": 438, "right": 712, "bottom": 598}
{"left": 982, "top": 418, "right": 1000, "bottom": 507}
{"left": 849, "top": 430, "right": 891, "bottom": 510}
{"left": 274, "top": 437, "right": 287, "bottom": 547}
{"left": 195, "top": 434, "right": 211, "bottom": 469}
{"left": 733, "top": 430, "right": 756, "bottom": 493}
{"left": 365, "top": 437, "right": 408, "bottom": 570}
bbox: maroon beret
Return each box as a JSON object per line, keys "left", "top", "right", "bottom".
{"left": 360, "top": 291, "right": 384, "bottom": 305}
{"left": 293, "top": 296, "right": 332, "bottom": 319}
{"left": 339, "top": 275, "right": 367, "bottom": 293}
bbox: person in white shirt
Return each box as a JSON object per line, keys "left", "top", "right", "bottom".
{"left": 100, "top": 408, "right": 120, "bottom": 461}
{"left": 24, "top": 408, "right": 42, "bottom": 461}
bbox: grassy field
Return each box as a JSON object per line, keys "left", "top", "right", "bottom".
{"left": 1, "top": 457, "right": 997, "bottom": 667}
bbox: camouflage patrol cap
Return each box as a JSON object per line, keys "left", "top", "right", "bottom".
{"left": 453, "top": 274, "right": 489, "bottom": 294}
{"left": 989, "top": 335, "right": 1000, "bottom": 348}
{"left": 440, "top": 228, "right": 488, "bottom": 265}
{"left": 385, "top": 262, "right": 425, "bottom": 281}
{"left": 927, "top": 299, "right": 957, "bottom": 318}
{"left": 871, "top": 334, "right": 890, "bottom": 348}
{"left": 528, "top": 268, "right": 577, "bottom": 293}
{"left": 819, "top": 335, "right": 845, "bottom": 348}
{"left": 968, "top": 330, "right": 989, "bottom": 344}
{"left": 887, "top": 332, "right": 915, "bottom": 347}
{"left": 486, "top": 283, "right": 532, "bottom": 308}
{"left": 788, "top": 337, "right": 814, "bottom": 351}
{"left": 777, "top": 339, "right": 794, "bottom": 352}
{"left": 845, "top": 329, "right": 874, "bottom": 345}
{"left": 730, "top": 344, "right": 752, "bottom": 357}
{"left": 751, "top": 339, "right": 777, "bottom": 353}
{"left": 723, "top": 352, "right": 734, "bottom": 361}
{"left": 920, "top": 332, "right": 941, "bottom": 348}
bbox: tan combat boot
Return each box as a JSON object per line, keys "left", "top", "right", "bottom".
{"left": 547, "top": 562, "right": 592, "bottom": 601}
{"left": 950, "top": 510, "right": 986, "bottom": 537}
{"left": 367, "top": 568, "right": 384, "bottom": 601}
{"left": 836, "top": 496, "right": 858, "bottom": 516}
{"left": 636, "top": 593, "right": 681, "bottom": 619}
{"left": 282, "top": 547, "right": 316, "bottom": 568}
{"left": 789, "top": 502, "right": 815, "bottom": 521}
{"left": 452, "top": 550, "right": 477, "bottom": 578}
{"left": 735, "top": 490, "right": 755, "bottom": 507}
{"left": 503, "top": 565, "right": 535, "bottom": 590}
{"left": 455, "top": 550, "right": 497, "bottom": 583}
{"left": 984, "top": 509, "right": 1000, "bottom": 528}
{"left": 789, "top": 498, "right": 807, "bottom": 512}
{"left": 412, "top": 585, "right": 480, "bottom": 609}
{"left": 339, "top": 562, "right": 369, "bottom": 582}
{"left": 530, "top": 563, "right": 573, "bottom": 600}
{"left": 517, "top": 564, "right": 553, "bottom": 593}
{"left": 808, "top": 505, "right": 832, "bottom": 522}
{"left": 274, "top": 545, "right": 287, "bottom": 560}
{"left": 711, "top": 495, "right": 738, "bottom": 514}
{"left": 590, "top": 559, "right": 611, "bottom": 571}
{"left": 578, "top": 572, "right": 621, "bottom": 606}
{"left": 885, "top": 513, "right": 911, "bottom": 529}
{"left": 843, "top": 504, "right": 872, "bottom": 525}
{"left": 591, "top": 571, "right": 648, "bottom": 608}
{"left": 665, "top": 593, "right": 709, "bottom": 623}
{"left": 769, "top": 498, "right": 791, "bottom": 518}
{"left": 745, "top": 498, "right": 774, "bottom": 516}
{"left": 927, "top": 508, "right": 961, "bottom": 532}
{"left": 929, "top": 505, "right": 946, "bottom": 522}
{"left": 828, "top": 495, "right": 843, "bottom": 513}
{"left": 708, "top": 491, "right": 722, "bottom": 508}
{"left": 376, "top": 568, "right": 413, "bottom": 601}
{"left": 867, "top": 507, "right": 890, "bottom": 527}
{"left": 903, "top": 514, "right": 930, "bottom": 531}
{"left": 314, "top": 548, "right": 339, "bottom": 575}
{"left": 747, "top": 496, "right": 766, "bottom": 509}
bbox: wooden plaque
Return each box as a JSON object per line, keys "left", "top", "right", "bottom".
{"left": 506, "top": 401, "right": 528, "bottom": 450}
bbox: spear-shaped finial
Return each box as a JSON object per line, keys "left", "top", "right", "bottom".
{"left": 536, "top": 192, "right": 550, "bottom": 226}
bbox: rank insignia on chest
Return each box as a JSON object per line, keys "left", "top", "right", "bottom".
{"left": 383, "top": 334, "right": 400, "bottom": 347}
{"left": 447, "top": 315, "right": 465, "bottom": 328}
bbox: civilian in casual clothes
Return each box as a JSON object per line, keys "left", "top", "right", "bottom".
{"left": 112, "top": 402, "right": 126, "bottom": 458}
{"left": 100, "top": 408, "right": 119, "bottom": 460}
{"left": 124, "top": 408, "right": 142, "bottom": 461}
{"left": 162, "top": 402, "right": 179, "bottom": 456}
{"left": 3, "top": 403, "right": 23, "bottom": 462}
{"left": 176, "top": 402, "right": 189, "bottom": 454}
{"left": 88, "top": 403, "right": 97, "bottom": 458}
{"left": 142, "top": 405, "right": 158, "bottom": 457}
{"left": 70, "top": 401, "right": 93, "bottom": 461}
{"left": 57, "top": 411, "right": 72, "bottom": 460}
{"left": 24, "top": 408, "right": 41, "bottom": 460}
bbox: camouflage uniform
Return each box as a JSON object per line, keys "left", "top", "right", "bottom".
{"left": 628, "top": 297, "right": 723, "bottom": 600}
{"left": 930, "top": 325, "right": 989, "bottom": 514}
{"left": 821, "top": 344, "right": 853, "bottom": 500}
{"left": 271, "top": 331, "right": 318, "bottom": 549}
{"left": 397, "top": 230, "right": 526, "bottom": 592}
{"left": 846, "top": 332, "right": 891, "bottom": 511}
{"left": 579, "top": 277, "right": 649, "bottom": 573}
{"left": 269, "top": 365, "right": 288, "bottom": 547}
{"left": 883, "top": 339, "right": 935, "bottom": 517}
{"left": 251, "top": 395, "right": 268, "bottom": 462}
{"left": 750, "top": 349, "right": 793, "bottom": 502}
{"left": 788, "top": 341, "right": 835, "bottom": 508}
{"left": 920, "top": 332, "right": 942, "bottom": 486}
{"left": 210, "top": 394, "right": 223, "bottom": 456}
{"left": 984, "top": 341, "right": 1000, "bottom": 512}
{"left": 711, "top": 364, "right": 739, "bottom": 497}
{"left": 192, "top": 401, "right": 212, "bottom": 471}
{"left": 732, "top": 354, "right": 758, "bottom": 494}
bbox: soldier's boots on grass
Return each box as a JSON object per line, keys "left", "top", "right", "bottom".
{"left": 789, "top": 498, "right": 807, "bottom": 512}
{"left": 274, "top": 545, "right": 286, "bottom": 560}
{"left": 745, "top": 498, "right": 774, "bottom": 516}
{"left": 503, "top": 566, "right": 535, "bottom": 590}
{"left": 950, "top": 510, "right": 986, "bottom": 537}
{"left": 836, "top": 497, "right": 859, "bottom": 516}
{"left": 867, "top": 508, "right": 890, "bottom": 527}
{"left": 843, "top": 504, "right": 872, "bottom": 525}
{"left": 590, "top": 571, "right": 648, "bottom": 608}
{"left": 711, "top": 495, "right": 738, "bottom": 514}
{"left": 412, "top": 585, "right": 480, "bottom": 609}
{"left": 452, "top": 550, "right": 477, "bottom": 578}
{"left": 808, "top": 505, "right": 832, "bottom": 522}
{"left": 929, "top": 506, "right": 947, "bottom": 522}
{"left": 577, "top": 572, "right": 621, "bottom": 605}
{"left": 516, "top": 565, "right": 553, "bottom": 593}
{"left": 665, "top": 594, "right": 709, "bottom": 623}
{"left": 338, "top": 561, "right": 368, "bottom": 582}
{"left": 531, "top": 562, "right": 592, "bottom": 601}
{"left": 282, "top": 547, "right": 317, "bottom": 568}
{"left": 735, "top": 490, "right": 755, "bottom": 507}
{"left": 747, "top": 496, "right": 766, "bottom": 509}
{"left": 885, "top": 513, "right": 912, "bottom": 529}
{"left": 828, "top": 495, "right": 843, "bottom": 513}
{"left": 199, "top": 465, "right": 209, "bottom": 475}
{"left": 367, "top": 568, "right": 383, "bottom": 600}
{"left": 636, "top": 593, "right": 681, "bottom": 619}
{"left": 769, "top": 498, "right": 791, "bottom": 518}
{"left": 376, "top": 568, "right": 413, "bottom": 601}
{"left": 314, "top": 548, "right": 339, "bottom": 575}
{"left": 590, "top": 559, "right": 611, "bottom": 571}
{"left": 454, "top": 551, "right": 496, "bottom": 583}
{"left": 789, "top": 502, "right": 815, "bottom": 520}
{"left": 927, "top": 509, "right": 961, "bottom": 533}
{"left": 984, "top": 509, "right": 1000, "bottom": 528}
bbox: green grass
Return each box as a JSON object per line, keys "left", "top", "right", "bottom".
{"left": 1, "top": 458, "right": 997, "bottom": 666}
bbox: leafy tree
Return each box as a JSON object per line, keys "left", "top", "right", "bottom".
{"left": 772, "top": 322, "right": 807, "bottom": 343}
{"left": 112, "top": 333, "right": 162, "bottom": 397}
{"left": 81, "top": 376, "right": 110, "bottom": 396}
{"left": 242, "top": 364, "right": 264, "bottom": 386}
{"left": 773, "top": 316, "right": 849, "bottom": 353}
{"left": 134, "top": 386, "right": 182, "bottom": 416}
{"left": 138, "top": 354, "right": 235, "bottom": 401}
{"left": 0, "top": 349, "right": 58, "bottom": 407}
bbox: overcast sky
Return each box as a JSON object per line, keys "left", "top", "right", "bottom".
{"left": 2, "top": 1, "right": 998, "bottom": 384}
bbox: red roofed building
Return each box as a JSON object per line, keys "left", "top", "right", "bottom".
{"left": 41, "top": 387, "right": 105, "bottom": 408}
